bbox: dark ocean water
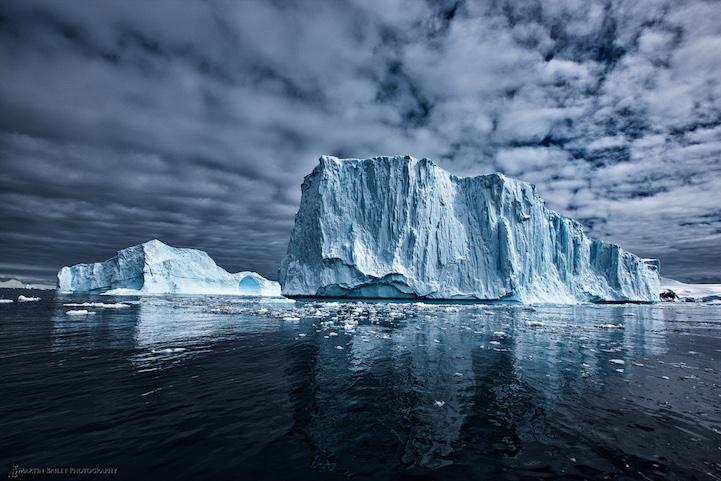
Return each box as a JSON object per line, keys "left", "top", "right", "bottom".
{"left": 1, "top": 289, "right": 720, "bottom": 480}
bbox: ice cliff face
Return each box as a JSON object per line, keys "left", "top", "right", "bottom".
{"left": 58, "top": 240, "right": 281, "bottom": 296}
{"left": 279, "top": 156, "right": 660, "bottom": 303}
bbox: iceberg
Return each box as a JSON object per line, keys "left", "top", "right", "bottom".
{"left": 0, "top": 279, "right": 24, "bottom": 289}
{"left": 57, "top": 240, "right": 281, "bottom": 296}
{"left": 279, "top": 156, "right": 660, "bottom": 303}
{"left": 660, "top": 278, "right": 721, "bottom": 302}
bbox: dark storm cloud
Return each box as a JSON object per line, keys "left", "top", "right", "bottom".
{"left": 1, "top": 0, "right": 720, "bottom": 284}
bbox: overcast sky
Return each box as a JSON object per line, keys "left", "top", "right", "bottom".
{"left": 1, "top": 0, "right": 720, "bottom": 285}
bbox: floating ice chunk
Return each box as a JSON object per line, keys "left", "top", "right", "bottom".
{"left": 66, "top": 309, "right": 95, "bottom": 315}
{"left": 610, "top": 359, "right": 625, "bottom": 365}
{"left": 0, "top": 299, "right": 14, "bottom": 304}
{"left": 63, "top": 302, "right": 130, "bottom": 308}
{"left": 434, "top": 401, "right": 445, "bottom": 407}
{"left": 151, "top": 348, "right": 185, "bottom": 353}
{"left": 283, "top": 316, "right": 301, "bottom": 321}
{"left": 18, "top": 296, "right": 40, "bottom": 302}
{"left": 259, "top": 297, "right": 296, "bottom": 305}
{"left": 99, "top": 302, "right": 130, "bottom": 308}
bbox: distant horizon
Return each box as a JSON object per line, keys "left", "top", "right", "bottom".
{"left": 2, "top": 1, "right": 720, "bottom": 285}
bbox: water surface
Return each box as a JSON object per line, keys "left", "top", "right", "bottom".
{"left": 1, "top": 289, "right": 720, "bottom": 480}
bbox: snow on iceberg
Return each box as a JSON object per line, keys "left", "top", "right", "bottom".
{"left": 279, "top": 155, "right": 660, "bottom": 304}
{"left": 57, "top": 240, "right": 281, "bottom": 296}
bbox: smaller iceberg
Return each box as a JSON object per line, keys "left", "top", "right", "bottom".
{"left": 660, "top": 278, "right": 721, "bottom": 303}
{"left": 57, "top": 240, "right": 281, "bottom": 296}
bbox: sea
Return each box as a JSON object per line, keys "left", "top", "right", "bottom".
{"left": 1, "top": 288, "right": 720, "bottom": 480}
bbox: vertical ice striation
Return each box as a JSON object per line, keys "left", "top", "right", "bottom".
{"left": 57, "top": 240, "right": 281, "bottom": 296}
{"left": 279, "top": 156, "right": 660, "bottom": 303}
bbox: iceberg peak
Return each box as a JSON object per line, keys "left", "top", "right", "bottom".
{"left": 279, "top": 155, "right": 660, "bottom": 303}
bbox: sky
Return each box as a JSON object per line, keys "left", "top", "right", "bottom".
{"left": 1, "top": 0, "right": 720, "bottom": 285}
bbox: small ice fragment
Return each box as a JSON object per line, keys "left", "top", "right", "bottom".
{"left": 66, "top": 309, "right": 95, "bottom": 315}
{"left": 616, "top": 368, "right": 624, "bottom": 372}
{"left": 18, "top": 295, "right": 40, "bottom": 302}
{"left": 259, "top": 297, "right": 296, "bottom": 305}
{"left": 298, "top": 333, "right": 307, "bottom": 337}
{"left": 454, "top": 372, "right": 463, "bottom": 376}
{"left": 433, "top": 339, "right": 441, "bottom": 343}
{"left": 661, "top": 376, "right": 670, "bottom": 380}
{"left": 434, "top": 401, "right": 445, "bottom": 407}
{"left": 489, "top": 341, "right": 501, "bottom": 345}
{"left": 329, "top": 332, "right": 338, "bottom": 336}
{"left": 335, "top": 346, "right": 344, "bottom": 350}
{"left": 493, "top": 331, "right": 506, "bottom": 336}
{"left": 610, "top": 359, "right": 625, "bottom": 365}
{"left": 0, "top": 299, "right": 14, "bottom": 304}
{"left": 140, "top": 387, "right": 162, "bottom": 396}
{"left": 100, "top": 302, "right": 130, "bottom": 308}
{"left": 283, "top": 316, "right": 301, "bottom": 321}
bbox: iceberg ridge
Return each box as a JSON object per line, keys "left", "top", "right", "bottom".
{"left": 279, "top": 155, "right": 660, "bottom": 304}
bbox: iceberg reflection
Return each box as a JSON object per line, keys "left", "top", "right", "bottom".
{"left": 282, "top": 302, "right": 674, "bottom": 473}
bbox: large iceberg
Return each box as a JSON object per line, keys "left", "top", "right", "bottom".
{"left": 58, "top": 240, "right": 281, "bottom": 296}
{"left": 279, "top": 156, "right": 660, "bottom": 303}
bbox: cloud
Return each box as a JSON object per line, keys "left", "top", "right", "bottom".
{"left": 1, "top": 0, "right": 720, "bottom": 283}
